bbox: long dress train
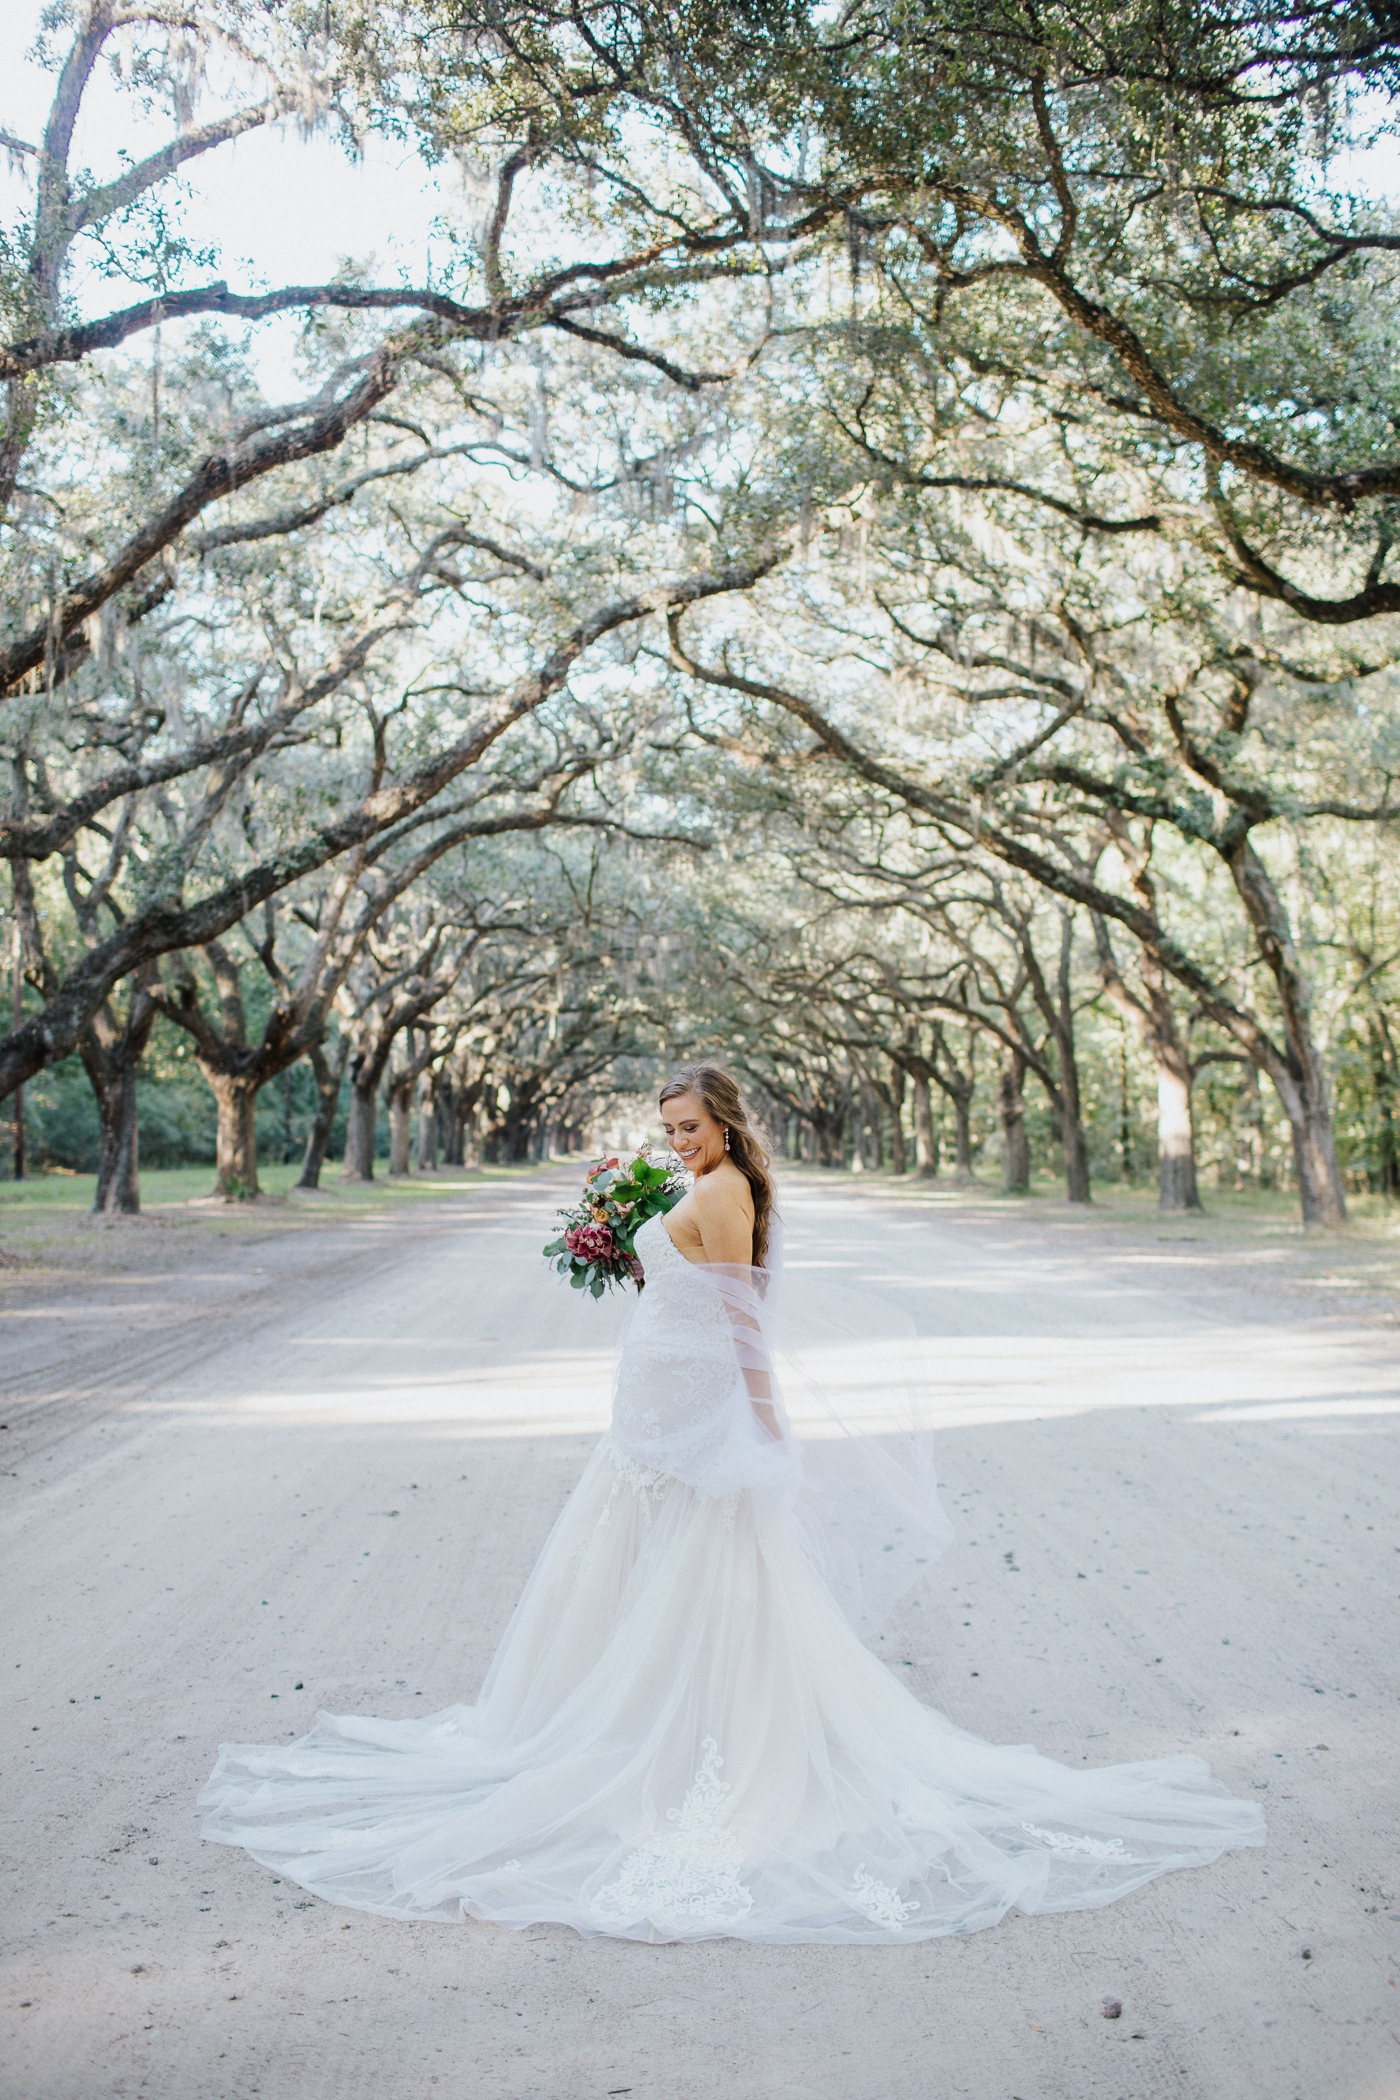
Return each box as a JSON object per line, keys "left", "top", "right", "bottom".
{"left": 199, "top": 1213, "right": 1263, "bottom": 1942}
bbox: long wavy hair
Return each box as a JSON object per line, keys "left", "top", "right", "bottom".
{"left": 658, "top": 1063, "right": 776, "bottom": 1268}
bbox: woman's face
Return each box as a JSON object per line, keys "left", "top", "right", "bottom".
{"left": 660, "top": 1092, "right": 727, "bottom": 1175}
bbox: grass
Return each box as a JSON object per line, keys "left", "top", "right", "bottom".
{"left": 0, "top": 1159, "right": 549, "bottom": 1210}
{"left": 775, "top": 1160, "right": 1400, "bottom": 1317}
{"left": 2, "top": 1157, "right": 1393, "bottom": 1313}
{"left": 778, "top": 1157, "right": 1400, "bottom": 1230}
{"left": 0, "top": 1158, "right": 556, "bottom": 1268}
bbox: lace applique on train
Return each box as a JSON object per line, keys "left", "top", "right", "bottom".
{"left": 849, "top": 1865, "right": 920, "bottom": 1931}
{"left": 1019, "top": 1821, "right": 1133, "bottom": 1862}
{"left": 574, "top": 1440, "right": 671, "bottom": 1578}
{"left": 591, "top": 1737, "right": 753, "bottom": 1933}
{"left": 601, "top": 1438, "right": 668, "bottom": 1501}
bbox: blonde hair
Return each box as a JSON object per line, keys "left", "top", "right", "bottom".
{"left": 659, "top": 1062, "right": 776, "bottom": 1267}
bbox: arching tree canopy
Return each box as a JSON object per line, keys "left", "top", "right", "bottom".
{"left": 3, "top": 0, "right": 1398, "bottom": 1219}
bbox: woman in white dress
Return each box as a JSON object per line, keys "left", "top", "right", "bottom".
{"left": 200, "top": 1063, "right": 1263, "bottom": 1942}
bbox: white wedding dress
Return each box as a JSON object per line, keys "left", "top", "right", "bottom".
{"left": 200, "top": 1212, "right": 1264, "bottom": 1941}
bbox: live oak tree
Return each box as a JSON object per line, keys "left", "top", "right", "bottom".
{"left": 656, "top": 354, "right": 1400, "bottom": 1220}
{"left": 0, "top": 0, "right": 814, "bottom": 1116}
{"left": 5, "top": 0, "right": 1399, "bottom": 1201}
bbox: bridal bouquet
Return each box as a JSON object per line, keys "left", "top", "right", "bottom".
{"left": 543, "top": 1152, "right": 687, "bottom": 1298}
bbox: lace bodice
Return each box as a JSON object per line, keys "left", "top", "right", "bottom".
{"left": 631, "top": 1208, "right": 689, "bottom": 1278}
{"left": 609, "top": 1212, "right": 796, "bottom": 1503}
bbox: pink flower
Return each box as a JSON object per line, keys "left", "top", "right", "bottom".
{"left": 574, "top": 1223, "right": 615, "bottom": 1262}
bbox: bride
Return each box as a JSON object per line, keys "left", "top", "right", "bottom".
{"left": 200, "top": 1062, "right": 1263, "bottom": 1942}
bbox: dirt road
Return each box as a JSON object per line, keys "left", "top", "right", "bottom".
{"left": 3, "top": 1169, "right": 1398, "bottom": 2100}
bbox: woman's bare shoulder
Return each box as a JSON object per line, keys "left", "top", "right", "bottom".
{"left": 693, "top": 1164, "right": 754, "bottom": 1217}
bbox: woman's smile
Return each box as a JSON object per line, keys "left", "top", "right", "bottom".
{"left": 660, "top": 1094, "right": 726, "bottom": 1175}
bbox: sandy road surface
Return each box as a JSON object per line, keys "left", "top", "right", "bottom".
{"left": 2, "top": 1169, "right": 1398, "bottom": 2100}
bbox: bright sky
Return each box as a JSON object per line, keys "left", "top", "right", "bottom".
{"left": 0, "top": 6, "right": 451, "bottom": 393}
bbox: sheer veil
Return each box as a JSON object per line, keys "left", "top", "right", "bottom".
{"left": 611, "top": 1209, "right": 952, "bottom": 1643}
{"left": 762, "top": 1216, "right": 954, "bottom": 1639}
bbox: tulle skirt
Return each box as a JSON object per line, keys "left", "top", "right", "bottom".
{"left": 200, "top": 1436, "right": 1264, "bottom": 1942}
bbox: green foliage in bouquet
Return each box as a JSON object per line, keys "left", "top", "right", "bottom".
{"left": 543, "top": 1152, "right": 687, "bottom": 1298}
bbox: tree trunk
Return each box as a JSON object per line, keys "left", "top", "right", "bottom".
{"left": 930, "top": 1030, "right": 976, "bottom": 1182}
{"left": 1059, "top": 1093, "right": 1091, "bottom": 1204}
{"left": 1227, "top": 838, "right": 1346, "bottom": 1224}
{"left": 297, "top": 1041, "right": 345, "bottom": 1190}
{"left": 953, "top": 1095, "right": 974, "bottom": 1179}
{"left": 1053, "top": 921, "right": 1091, "bottom": 1205}
{"left": 849, "top": 1093, "right": 868, "bottom": 1173}
{"left": 342, "top": 1076, "right": 377, "bottom": 1182}
{"left": 208, "top": 1074, "right": 260, "bottom": 1199}
{"left": 89, "top": 1067, "right": 121, "bottom": 1207}
{"left": 1094, "top": 912, "right": 1203, "bottom": 1215}
{"left": 100, "top": 1063, "right": 141, "bottom": 1213}
{"left": 912, "top": 1071, "right": 938, "bottom": 1177}
{"left": 436, "top": 1078, "right": 462, "bottom": 1165}
{"left": 497, "top": 1109, "right": 534, "bottom": 1163}
{"left": 887, "top": 1065, "right": 907, "bottom": 1174}
{"left": 416, "top": 1074, "right": 437, "bottom": 1171}
{"left": 281, "top": 1066, "right": 295, "bottom": 1163}
{"left": 999, "top": 1055, "right": 1030, "bottom": 1193}
{"left": 866, "top": 1089, "right": 884, "bottom": 1170}
{"left": 1156, "top": 1046, "right": 1201, "bottom": 1212}
{"left": 80, "top": 976, "right": 158, "bottom": 1214}
{"left": 1283, "top": 1089, "right": 1346, "bottom": 1223}
{"left": 1239, "top": 1059, "right": 1267, "bottom": 1187}
{"left": 85, "top": 1051, "right": 141, "bottom": 1214}
{"left": 1139, "top": 970, "right": 1202, "bottom": 1213}
{"left": 812, "top": 1106, "right": 842, "bottom": 1167}
{"left": 1369, "top": 1016, "right": 1400, "bottom": 1196}
{"left": 9, "top": 923, "right": 22, "bottom": 1181}
{"left": 387, "top": 1077, "right": 412, "bottom": 1176}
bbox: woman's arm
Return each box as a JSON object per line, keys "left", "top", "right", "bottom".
{"left": 693, "top": 1176, "right": 780, "bottom": 1439}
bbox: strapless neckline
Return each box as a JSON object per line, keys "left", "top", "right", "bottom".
{"left": 636, "top": 1209, "right": 690, "bottom": 1270}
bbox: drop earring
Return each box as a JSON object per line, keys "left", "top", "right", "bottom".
{"left": 723, "top": 1128, "right": 730, "bottom": 1152}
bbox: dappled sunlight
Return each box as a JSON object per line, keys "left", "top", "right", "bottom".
{"left": 104, "top": 1318, "right": 1399, "bottom": 1443}
{"left": 1193, "top": 1398, "right": 1400, "bottom": 1425}
{"left": 791, "top": 1325, "right": 1400, "bottom": 1433}
{"left": 134, "top": 1340, "right": 620, "bottom": 1434}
